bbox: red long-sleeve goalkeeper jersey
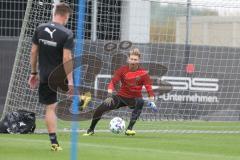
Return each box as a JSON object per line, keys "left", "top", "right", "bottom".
{"left": 108, "top": 65, "right": 154, "bottom": 98}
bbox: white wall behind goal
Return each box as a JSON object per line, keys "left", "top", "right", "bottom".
{"left": 121, "top": 0, "right": 151, "bottom": 43}
{"left": 176, "top": 16, "right": 240, "bottom": 47}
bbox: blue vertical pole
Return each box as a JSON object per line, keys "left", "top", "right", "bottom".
{"left": 71, "top": 0, "right": 86, "bottom": 160}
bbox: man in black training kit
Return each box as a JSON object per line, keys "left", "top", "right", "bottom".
{"left": 83, "top": 48, "right": 157, "bottom": 136}
{"left": 28, "top": 3, "right": 76, "bottom": 151}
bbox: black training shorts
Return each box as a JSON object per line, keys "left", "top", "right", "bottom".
{"left": 38, "top": 83, "right": 57, "bottom": 105}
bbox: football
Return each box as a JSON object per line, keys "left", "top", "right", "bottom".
{"left": 109, "top": 117, "right": 125, "bottom": 134}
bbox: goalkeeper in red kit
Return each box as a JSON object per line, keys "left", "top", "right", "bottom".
{"left": 83, "top": 48, "right": 157, "bottom": 136}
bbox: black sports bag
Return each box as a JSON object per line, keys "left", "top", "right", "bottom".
{"left": 0, "top": 110, "right": 36, "bottom": 134}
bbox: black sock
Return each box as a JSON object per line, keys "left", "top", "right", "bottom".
{"left": 79, "top": 99, "right": 84, "bottom": 106}
{"left": 89, "top": 118, "right": 100, "bottom": 131}
{"left": 127, "top": 99, "right": 144, "bottom": 130}
{"left": 89, "top": 102, "right": 114, "bottom": 131}
{"left": 79, "top": 99, "right": 84, "bottom": 111}
{"left": 127, "top": 120, "right": 136, "bottom": 130}
{"left": 49, "top": 133, "right": 58, "bottom": 145}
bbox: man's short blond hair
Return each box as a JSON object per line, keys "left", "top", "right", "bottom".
{"left": 54, "top": 3, "right": 73, "bottom": 16}
{"left": 129, "top": 48, "right": 141, "bottom": 58}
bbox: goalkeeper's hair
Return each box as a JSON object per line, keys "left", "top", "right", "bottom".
{"left": 129, "top": 48, "right": 141, "bottom": 58}
{"left": 54, "top": 2, "right": 73, "bottom": 16}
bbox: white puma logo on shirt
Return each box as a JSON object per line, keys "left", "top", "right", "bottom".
{"left": 44, "top": 27, "right": 56, "bottom": 39}
{"left": 19, "top": 122, "right": 26, "bottom": 127}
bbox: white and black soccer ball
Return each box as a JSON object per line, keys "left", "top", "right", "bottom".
{"left": 109, "top": 117, "right": 125, "bottom": 134}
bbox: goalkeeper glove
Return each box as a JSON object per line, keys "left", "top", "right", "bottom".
{"left": 147, "top": 100, "right": 158, "bottom": 112}
{"left": 104, "top": 93, "right": 114, "bottom": 107}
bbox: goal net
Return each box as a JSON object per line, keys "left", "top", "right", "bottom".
{"left": 3, "top": 0, "right": 240, "bottom": 133}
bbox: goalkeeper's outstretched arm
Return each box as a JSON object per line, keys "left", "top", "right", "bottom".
{"left": 143, "top": 72, "right": 158, "bottom": 112}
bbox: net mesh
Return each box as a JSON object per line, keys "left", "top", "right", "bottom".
{"left": 3, "top": 0, "right": 240, "bottom": 130}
